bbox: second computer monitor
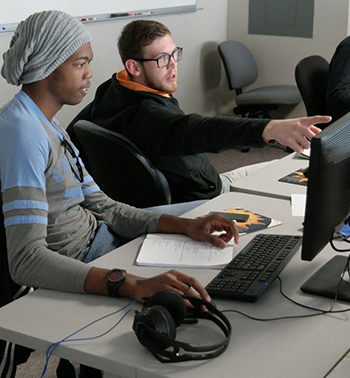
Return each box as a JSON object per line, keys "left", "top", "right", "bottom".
{"left": 300, "top": 112, "right": 350, "bottom": 301}
{"left": 302, "top": 112, "right": 350, "bottom": 262}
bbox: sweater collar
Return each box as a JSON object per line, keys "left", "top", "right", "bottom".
{"left": 116, "top": 69, "right": 170, "bottom": 98}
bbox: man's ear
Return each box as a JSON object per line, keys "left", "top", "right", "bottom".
{"left": 125, "top": 59, "right": 141, "bottom": 77}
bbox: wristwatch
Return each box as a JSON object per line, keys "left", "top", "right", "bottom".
{"left": 106, "top": 269, "right": 127, "bottom": 298}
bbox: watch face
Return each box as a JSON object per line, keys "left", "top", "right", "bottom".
{"left": 109, "top": 270, "right": 124, "bottom": 282}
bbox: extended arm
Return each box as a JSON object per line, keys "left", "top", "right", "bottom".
{"left": 115, "top": 98, "right": 330, "bottom": 156}
{"left": 125, "top": 99, "right": 268, "bottom": 156}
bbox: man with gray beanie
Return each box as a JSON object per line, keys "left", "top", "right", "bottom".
{"left": 0, "top": 10, "right": 238, "bottom": 377}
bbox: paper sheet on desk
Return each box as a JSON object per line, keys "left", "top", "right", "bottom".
{"left": 291, "top": 193, "right": 307, "bottom": 216}
{"left": 278, "top": 168, "right": 308, "bottom": 186}
{"left": 136, "top": 234, "right": 233, "bottom": 269}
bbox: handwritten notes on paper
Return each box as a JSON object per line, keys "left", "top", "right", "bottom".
{"left": 136, "top": 234, "right": 233, "bottom": 269}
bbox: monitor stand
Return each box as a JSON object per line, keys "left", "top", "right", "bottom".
{"left": 301, "top": 255, "right": 350, "bottom": 302}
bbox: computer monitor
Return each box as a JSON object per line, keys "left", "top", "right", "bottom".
{"left": 301, "top": 112, "right": 350, "bottom": 301}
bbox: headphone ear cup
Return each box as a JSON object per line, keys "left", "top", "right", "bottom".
{"left": 143, "top": 291, "right": 186, "bottom": 327}
{"left": 134, "top": 305, "right": 177, "bottom": 350}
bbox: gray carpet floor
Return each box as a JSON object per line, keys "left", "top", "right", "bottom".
{"left": 208, "top": 143, "right": 289, "bottom": 174}
{"left": 15, "top": 144, "right": 289, "bottom": 378}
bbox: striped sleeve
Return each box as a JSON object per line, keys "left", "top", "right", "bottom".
{"left": 0, "top": 121, "right": 49, "bottom": 228}
{"left": 0, "top": 121, "right": 90, "bottom": 292}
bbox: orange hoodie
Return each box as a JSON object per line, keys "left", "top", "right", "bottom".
{"left": 116, "top": 69, "right": 170, "bottom": 98}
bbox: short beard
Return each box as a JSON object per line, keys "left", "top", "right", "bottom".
{"left": 143, "top": 71, "right": 177, "bottom": 94}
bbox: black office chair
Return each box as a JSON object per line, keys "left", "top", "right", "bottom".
{"left": 218, "top": 40, "right": 301, "bottom": 118}
{"left": 72, "top": 120, "right": 171, "bottom": 208}
{"left": 295, "top": 55, "right": 330, "bottom": 118}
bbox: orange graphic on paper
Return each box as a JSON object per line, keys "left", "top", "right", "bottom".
{"left": 218, "top": 208, "right": 271, "bottom": 233}
{"left": 291, "top": 170, "right": 308, "bottom": 183}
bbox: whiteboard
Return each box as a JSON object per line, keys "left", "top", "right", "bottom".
{"left": 0, "top": 0, "right": 197, "bottom": 32}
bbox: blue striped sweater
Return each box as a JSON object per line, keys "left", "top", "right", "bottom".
{"left": 0, "top": 91, "right": 160, "bottom": 293}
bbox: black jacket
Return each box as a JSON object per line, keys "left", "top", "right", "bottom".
{"left": 327, "top": 36, "right": 350, "bottom": 122}
{"left": 68, "top": 74, "right": 269, "bottom": 203}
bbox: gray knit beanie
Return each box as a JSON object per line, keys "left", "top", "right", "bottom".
{"left": 1, "top": 10, "right": 92, "bottom": 86}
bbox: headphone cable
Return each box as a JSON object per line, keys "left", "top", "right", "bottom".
{"left": 40, "top": 297, "right": 141, "bottom": 378}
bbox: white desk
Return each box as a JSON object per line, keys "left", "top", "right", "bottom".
{"left": 231, "top": 153, "right": 309, "bottom": 200}
{"left": 0, "top": 193, "right": 349, "bottom": 378}
{"left": 329, "top": 355, "right": 350, "bottom": 377}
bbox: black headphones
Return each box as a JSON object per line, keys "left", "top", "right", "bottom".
{"left": 132, "top": 291, "right": 231, "bottom": 363}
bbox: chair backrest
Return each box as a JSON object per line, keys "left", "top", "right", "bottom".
{"left": 73, "top": 120, "right": 171, "bottom": 208}
{"left": 218, "top": 40, "right": 258, "bottom": 90}
{"left": 295, "top": 55, "right": 329, "bottom": 116}
{"left": 0, "top": 212, "right": 12, "bottom": 308}
{"left": 66, "top": 103, "right": 93, "bottom": 171}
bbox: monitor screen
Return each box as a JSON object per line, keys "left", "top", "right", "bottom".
{"left": 301, "top": 112, "right": 350, "bottom": 301}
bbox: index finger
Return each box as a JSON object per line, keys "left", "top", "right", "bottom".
{"left": 212, "top": 217, "right": 239, "bottom": 244}
{"left": 302, "top": 115, "right": 332, "bottom": 126}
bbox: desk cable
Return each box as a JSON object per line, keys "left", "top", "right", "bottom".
{"left": 40, "top": 298, "right": 140, "bottom": 378}
{"left": 221, "top": 273, "right": 350, "bottom": 322}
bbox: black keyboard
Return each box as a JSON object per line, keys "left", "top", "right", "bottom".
{"left": 206, "top": 234, "right": 302, "bottom": 302}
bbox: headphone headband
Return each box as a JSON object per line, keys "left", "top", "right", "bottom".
{"left": 133, "top": 292, "right": 231, "bottom": 363}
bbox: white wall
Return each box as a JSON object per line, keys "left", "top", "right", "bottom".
{"left": 227, "top": 0, "right": 350, "bottom": 117}
{"left": 0, "top": 0, "right": 229, "bottom": 127}
{"left": 1, "top": 0, "right": 346, "bottom": 124}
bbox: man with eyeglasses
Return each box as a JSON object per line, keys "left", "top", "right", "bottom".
{"left": 68, "top": 20, "right": 331, "bottom": 204}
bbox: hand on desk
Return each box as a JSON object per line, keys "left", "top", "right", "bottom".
{"left": 118, "top": 269, "right": 211, "bottom": 302}
{"left": 85, "top": 266, "right": 211, "bottom": 302}
{"left": 262, "top": 115, "right": 332, "bottom": 153}
{"left": 157, "top": 213, "right": 239, "bottom": 249}
{"left": 186, "top": 213, "right": 239, "bottom": 248}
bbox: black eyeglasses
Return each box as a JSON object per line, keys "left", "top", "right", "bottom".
{"left": 131, "top": 47, "right": 183, "bottom": 68}
{"left": 61, "top": 138, "right": 84, "bottom": 183}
